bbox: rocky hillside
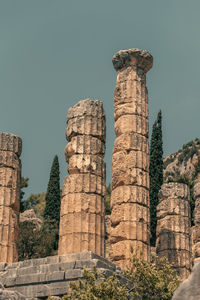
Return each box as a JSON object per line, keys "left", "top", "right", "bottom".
{"left": 163, "top": 138, "right": 200, "bottom": 183}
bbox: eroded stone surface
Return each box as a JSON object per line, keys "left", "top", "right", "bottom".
{"left": 192, "top": 181, "right": 200, "bottom": 265}
{"left": 110, "top": 49, "right": 152, "bottom": 269}
{"left": 0, "top": 252, "right": 119, "bottom": 299}
{"left": 172, "top": 263, "right": 200, "bottom": 300}
{"left": 0, "top": 133, "right": 22, "bottom": 263}
{"left": 59, "top": 100, "right": 106, "bottom": 256}
{"left": 156, "top": 183, "right": 192, "bottom": 279}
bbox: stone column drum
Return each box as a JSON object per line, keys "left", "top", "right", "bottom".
{"left": 110, "top": 49, "right": 153, "bottom": 269}
{"left": 0, "top": 132, "right": 22, "bottom": 263}
{"left": 192, "top": 181, "right": 200, "bottom": 265}
{"left": 156, "top": 182, "right": 192, "bottom": 279}
{"left": 58, "top": 99, "right": 106, "bottom": 256}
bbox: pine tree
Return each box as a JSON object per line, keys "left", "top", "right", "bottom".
{"left": 150, "top": 110, "right": 163, "bottom": 246}
{"left": 44, "top": 155, "right": 60, "bottom": 226}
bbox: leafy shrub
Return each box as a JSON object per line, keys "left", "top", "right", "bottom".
{"left": 18, "top": 220, "right": 57, "bottom": 260}
{"left": 63, "top": 254, "right": 180, "bottom": 300}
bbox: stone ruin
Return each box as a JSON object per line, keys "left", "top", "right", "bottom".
{"left": 110, "top": 49, "right": 153, "bottom": 268}
{"left": 156, "top": 182, "right": 192, "bottom": 279}
{"left": 192, "top": 181, "right": 200, "bottom": 265}
{"left": 58, "top": 99, "right": 106, "bottom": 257}
{"left": 0, "top": 48, "right": 198, "bottom": 298}
{"left": 0, "top": 132, "right": 22, "bottom": 264}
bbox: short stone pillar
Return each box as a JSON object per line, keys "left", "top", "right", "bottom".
{"left": 58, "top": 99, "right": 106, "bottom": 256}
{"left": 0, "top": 132, "right": 22, "bottom": 263}
{"left": 110, "top": 49, "right": 153, "bottom": 269}
{"left": 192, "top": 181, "right": 200, "bottom": 265}
{"left": 156, "top": 182, "right": 192, "bottom": 279}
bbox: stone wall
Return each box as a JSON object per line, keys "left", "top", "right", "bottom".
{"left": 110, "top": 49, "right": 153, "bottom": 269}
{"left": 0, "top": 132, "right": 22, "bottom": 263}
{"left": 0, "top": 252, "right": 118, "bottom": 299}
{"left": 192, "top": 181, "right": 200, "bottom": 265}
{"left": 58, "top": 99, "right": 106, "bottom": 256}
{"left": 156, "top": 182, "right": 192, "bottom": 279}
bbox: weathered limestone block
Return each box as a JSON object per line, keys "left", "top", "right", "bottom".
{"left": 66, "top": 116, "right": 106, "bottom": 142}
{"left": 111, "top": 203, "right": 149, "bottom": 225}
{"left": 67, "top": 99, "right": 105, "bottom": 120}
{"left": 59, "top": 99, "right": 106, "bottom": 257}
{"left": 194, "top": 181, "right": 200, "bottom": 224}
{"left": 113, "top": 132, "right": 149, "bottom": 154}
{"left": 110, "top": 49, "right": 153, "bottom": 269}
{"left": 0, "top": 252, "right": 119, "bottom": 299}
{"left": 0, "top": 188, "right": 20, "bottom": 210}
{"left": 156, "top": 183, "right": 192, "bottom": 279}
{"left": 68, "top": 154, "right": 106, "bottom": 178}
{"left": 111, "top": 185, "right": 149, "bottom": 207}
{"left": 62, "top": 174, "right": 106, "bottom": 196}
{"left": 110, "top": 240, "right": 150, "bottom": 269}
{"left": 114, "top": 115, "right": 148, "bottom": 137}
{"left": 60, "top": 193, "right": 104, "bottom": 216}
{"left": 0, "top": 132, "right": 22, "bottom": 264}
{"left": 172, "top": 263, "right": 200, "bottom": 300}
{"left": 0, "top": 132, "right": 22, "bottom": 156}
{"left": 0, "top": 168, "right": 20, "bottom": 190}
{"left": 65, "top": 135, "right": 105, "bottom": 162}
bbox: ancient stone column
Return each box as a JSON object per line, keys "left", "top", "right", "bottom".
{"left": 0, "top": 132, "right": 22, "bottom": 263}
{"left": 110, "top": 49, "right": 153, "bottom": 269}
{"left": 58, "top": 99, "right": 106, "bottom": 257}
{"left": 192, "top": 181, "right": 200, "bottom": 265}
{"left": 156, "top": 182, "right": 192, "bottom": 279}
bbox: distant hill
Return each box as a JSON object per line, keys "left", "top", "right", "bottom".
{"left": 163, "top": 138, "right": 200, "bottom": 183}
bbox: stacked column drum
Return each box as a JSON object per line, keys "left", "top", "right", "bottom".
{"left": 192, "top": 181, "right": 200, "bottom": 265}
{"left": 0, "top": 132, "right": 22, "bottom": 263}
{"left": 58, "top": 99, "right": 106, "bottom": 256}
{"left": 156, "top": 182, "right": 192, "bottom": 279}
{"left": 110, "top": 49, "right": 153, "bottom": 268}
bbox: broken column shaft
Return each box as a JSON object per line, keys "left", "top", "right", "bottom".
{"left": 110, "top": 49, "right": 153, "bottom": 269}
{"left": 156, "top": 182, "right": 192, "bottom": 279}
{"left": 58, "top": 99, "right": 106, "bottom": 256}
{"left": 192, "top": 181, "right": 200, "bottom": 265}
{"left": 0, "top": 132, "right": 22, "bottom": 263}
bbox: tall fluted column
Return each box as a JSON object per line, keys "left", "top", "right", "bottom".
{"left": 110, "top": 49, "right": 153, "bottom": 269}
{"left": 58, "top": 99, "right": 106, "bottom": 256}
{"left": 156, "top": 183, "right": 192, "bottom": 279}
{"left": 0, "top": 132, "right": 22, "bottom": 263}
{"left": 192, "top": 181, "right": 200, "bottom": 265}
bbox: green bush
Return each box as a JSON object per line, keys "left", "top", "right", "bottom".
{"left": 63, "top": 254, "right": 180, "bottom": 300}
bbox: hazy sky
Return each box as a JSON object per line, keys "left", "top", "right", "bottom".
{"left": 1, "top": 0, "right": 200, "bottom": 197}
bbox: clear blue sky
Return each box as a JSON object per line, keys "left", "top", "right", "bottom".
{"left": 1, "top": 0, "right": 200, "bottom": 198}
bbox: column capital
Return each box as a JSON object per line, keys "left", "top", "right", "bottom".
{"left": 112, "top": 48, "right": 153, "bottom": 73}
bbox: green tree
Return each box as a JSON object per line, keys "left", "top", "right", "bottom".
{"left": 20, "top": 177, "right": 29, "bottom": 212}
{"left": 150, "top": 110, "right": 163, "bottom": 246}
{"left": 24, "top": 192, "right": 46, "bottom": 217}
{"left": 105, "top": 184, "right": 111, "bottom": 215}
{"left": 63, "top": 254, "right": 180, "bottom": 300}
{"left": 44, "top": 155, "right": 61, "bottom": 225}
{"left": 18, "top": 221, "right": 57, "bottom": 260}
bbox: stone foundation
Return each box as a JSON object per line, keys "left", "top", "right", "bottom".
{"left": 0, "top": 252, "right": 118, "bottom": 299}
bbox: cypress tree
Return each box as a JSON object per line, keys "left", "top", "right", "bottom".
{"left": 150, "top": 110, "right": 163, "bottom": 246}
{"left": 44, "top": 155, "right": 61, "bottom": 226}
